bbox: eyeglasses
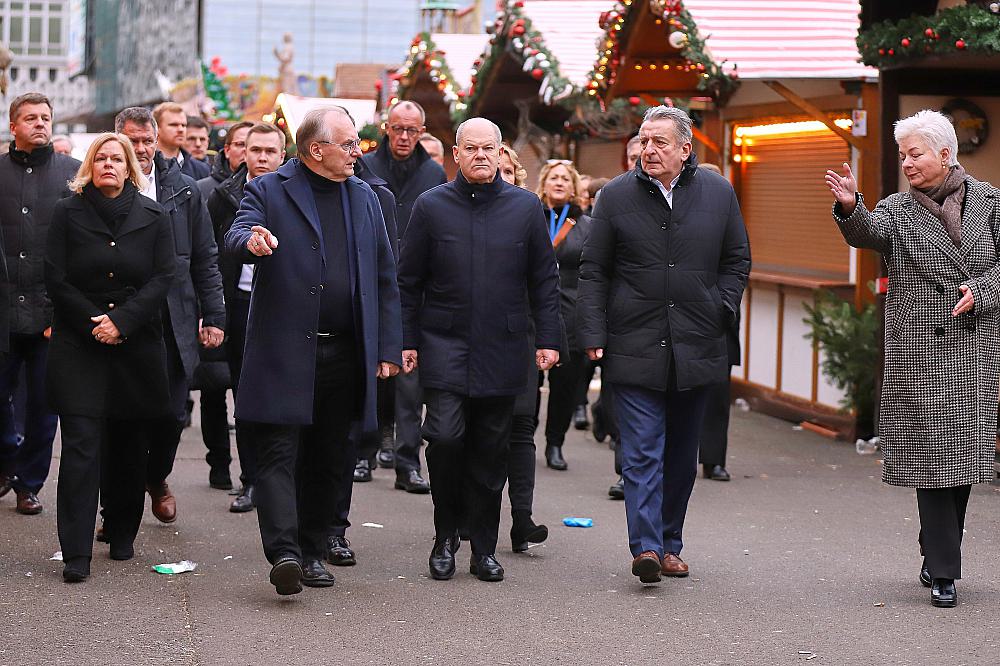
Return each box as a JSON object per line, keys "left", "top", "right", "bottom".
{"left": 546, "top": 159, "right": 573, "bottom": 166}
{"left": 316, "top": 139, "right": 361, "bottom": 153}
{"left": 389, "top": 125, "right": 421, "bottom": 137}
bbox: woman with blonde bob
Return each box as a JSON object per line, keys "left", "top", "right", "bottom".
{"left": 827, "top": 110, "right": 1000, "bottom": 608}
{"left": 533, "top": 158, "right": 592, "bottom": 472}
{"left": 47, "top": 132, "right": 176, "bottom": 582}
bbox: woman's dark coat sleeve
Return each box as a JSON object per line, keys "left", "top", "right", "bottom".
{"left": 44, "top": 201, "right": 102, "bottom": 338}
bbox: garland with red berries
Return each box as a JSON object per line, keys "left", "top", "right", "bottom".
{"left": 391, "top": 32, "right": 469, "bottom": 125}
{"left": 857, "top": 4, "right": 1000, "bottom": 68}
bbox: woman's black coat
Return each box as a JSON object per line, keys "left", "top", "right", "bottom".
{"left": 44, "top": 193, "right": 176, "bottom": 417}
{"left": 547, "top": 204, "right": 592, "bottom": 352}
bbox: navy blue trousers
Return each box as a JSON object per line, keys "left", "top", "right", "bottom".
{"left": 613, "top": 382, "right": 709, "bottom": 558}
{"left": 0, "top": 333, "right": 59, "bottom": 493}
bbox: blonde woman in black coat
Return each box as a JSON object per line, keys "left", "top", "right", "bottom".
{"left": 46, "top": 132, "right": 175, "bottom": 582}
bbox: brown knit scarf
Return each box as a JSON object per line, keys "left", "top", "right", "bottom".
{"left": 910, "top": 164, "right": 966, "bottom": 247}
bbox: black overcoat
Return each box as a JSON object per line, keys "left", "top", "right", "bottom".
{"left": 355, "top": 158, "right": 400, "bottom": 261}
{"left": 44, "top": 193, "right": 175, "bottom": 417}
{"left": 224, "top": 159, "right": 402, "bottom": 429}
{"left": 577, "top": 158, "right": 750, "bottom": 391}
{"left": 361, "top": 141, "right": 446, "bottom": 242}
{"left": 398, "top": 171, "right": 562, "bottom": 397}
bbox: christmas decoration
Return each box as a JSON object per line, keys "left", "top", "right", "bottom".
{"left": 390, "top": 32, "right": 469, "bottom": 125}
{"left": 584, "top": 0, "right": 739, "bottom": 104}
{"left": 201, "top": 61, "right": 237, "bottom": 120}
{"left": 858, "top": 5, "right": 1000, "bottom": 68}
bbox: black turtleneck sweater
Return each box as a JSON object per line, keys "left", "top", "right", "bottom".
{"left": 301, "top": 163, "right": 354, "bottom": 335}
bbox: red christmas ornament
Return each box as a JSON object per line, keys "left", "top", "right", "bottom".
{"left": 512, "top": 25, "right": 525, "bottom": 36}
{"left": 924, "top": 28, "right": 934, "bottom": 38}
{"left": 628, "top": 96, "right": 641, "bottom": 106}
{"left": 514, "top": 0, "right": 524, "bottom": 6}
{"left": 888, "top": 48, "right": 895, "bottom": 55}
{"left": 878, "top": 48, "right": 885, "bottom": 55}
{"left": 374, "top": 79, "right": 382, "bottom": 90}
{"left": 531, "top": 68, "right": 544, "bottom": 79}
{"left": 901, "top": 37, "right": 910, "bottom": 47}
{"left": 457, "top": 90, "right": 466, "bottom": 97}
{"left": 956, "top": 39, "right": 966, "bottom": 49}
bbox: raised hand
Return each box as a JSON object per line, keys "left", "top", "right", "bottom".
{"left": 824, "top": 162, "right": 858, "bottom": 214}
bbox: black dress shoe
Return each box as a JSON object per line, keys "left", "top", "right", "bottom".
{"left": 301, "top": 559, "right": 336, "bottom": 588}
{"left": 229, "top": 485, "right": 255, "bottom": 513}
{"left": 269, "top": 556, "right": 303, "bottom": 595}
{"left": 704, "top": 464, "right": 731, "bottom": 481}
{"left": 63, "top": 557, "right": 91, "bottom": 583}
{"left": 376, "top": 448, "right": 395, "bottom": 469}
{"left": 469, "top": 553, "right": 504, "bottom": 582}
{"left": 592, "top": 406, "right": 608, "bottom": 443}
{"left": 608, "top": 476, "right": 625, "bottom": 500}
{"left": 353, "top": 459, "right": 372, "bottom": 483}
{"left": 919, "top": 560, "right": 931, "bottom": 588}
{"left": 931, "top": 578, "right": 957, "bottom": 608}
{"left": 545, "top": 445, "right": 568, "bottom": 471}
{"left": 511, "top": 510, "right": 548, "bottom": 552}
{"left": 95, "top": 524, "right": 110, "bottom": 543}
{"left": 109, "top": 542, "right": 135, "bottom": 561}
{"left": 573, "top": 405, "right": 590, "bottom": 430}
{"left": 395, "top": 469, "right": 430, "bottom": 494}
{"left": 429, "top": 532, "right": 460, "bottom": 580}
{"left": 0, "top": 474, "right": 13, "bottom": 499}
{"left": 209, "top": 468, "right": 233, "bottom": 490}
{"left": 327, "top": 536, "right": 356, "bottom": 566}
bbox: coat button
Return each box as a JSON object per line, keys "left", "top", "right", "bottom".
{"left": 110, "top": 241, "right": 116, "bottom": 247}
{"left": 108, "top": 272, "right": 114, "bottom": 278}
{"left": 935, "top": 284, "right": 945, "bottom": 294}
{"left": 964, "top": 322, "right": 975, "bottom": 331}
{"left": 309, "top": 286, "right": 317, "bottom": 295}
{"left": 18, "top": 252, "right": 26, "bottom": 259}
{"left": 934, "top": 326, "right": 945, "bottom": 336}
{"left": 668, "top": 262, "right": 674, "bottom": 267}
{"left": 108, "top": 303, "right": 115, "bottom": 309}
{"left": 312, "top": 242, "right": 319, "bottom": 250}
{"left": 21, "top": 207, "right": 28, "bottom": 214}
{"left": 17, "top": 295, "right": 24, "bottom": 302}
{"left": 306, "top": 330, "right": 313, "bottom": 339}
{"left": 25, "top": 167, "right": 32, "bottom": 174}
{"left": 668, "top": 300, "right": 675, "bottom": 307}
{"left": 660, "top": 339, "right": 667, "bottom": 346}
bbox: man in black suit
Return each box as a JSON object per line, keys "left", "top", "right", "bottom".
{"left": 115, "top": 107, "right": 225, "bottom": 525}
{"left": 398, "top": 117, "right": 562, "bottom": 582}
{"left": 361, "top": 101, "right": 446, "bottom": 491}
{"left": 206, "top": 122, "right": 286, "bottom": 513}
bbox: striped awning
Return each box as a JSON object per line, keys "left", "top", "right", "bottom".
{"left": 684, "top": 0, "right": 877, "bottom": 79}
{"left": 430, "top": 33, "right": 491, "bottom": 90}
{"left": 521, "top": 0, "right": 613, "bottom": 87}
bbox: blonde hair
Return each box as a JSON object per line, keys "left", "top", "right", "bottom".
{"left": 535, "top": 160, "right": 584, "bottom": 208}
{"left": 499, "top": 143, "right": 527, "bottom": 188}
{"left": 152, "top": 101, "right": 185, "bottom": 125}
{"left": 68, "top": 132, "right": 148, "bottom": 194}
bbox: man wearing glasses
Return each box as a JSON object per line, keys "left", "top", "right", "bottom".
{"left": 225, "top": 107, "right": 401, "bottom": 595}
{"left": 361, "top": 101, "right": 446, "bottom": 492}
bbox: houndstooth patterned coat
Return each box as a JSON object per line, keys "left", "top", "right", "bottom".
{"left": 834, "top": 176, "right": 1000, "bottom": 488}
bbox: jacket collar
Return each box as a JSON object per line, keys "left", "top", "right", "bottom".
{"left": 9, "top": 143, "right": 53, "bottom": 168}
{"left": 278, "top": 159, "right": 370, "bottom": 243}
{"left": 634, "top": 152, "right": 700, "bottom": 189}
{"left": 453, "top": 168, "right": 503, "bottom": 204}
{"left": 210, "top": 155, "right": 233, "bottom": 183}
{"left": 902, "top": 176, "right": 995, "bottom": 274}
{"left": 373, "top": 137, "right": 433, "bottom": 170}
{"left": 69, "top": 191, "right": 162, "bottom": 237}
{"left": 217, "top": 163, "right": 249, "bottom": 208}
{"left": 353, "top": 157, "right": 388, "bottom": 188}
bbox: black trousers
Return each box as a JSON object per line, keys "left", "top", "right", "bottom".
{"left": 544, "top": 353, "right": 590, "bottom": 448}
{"left": 423, "top": 389, "right": 515, "bottom": 556}
{"left": 698, "top": 376, "right": 731, "bottom": 467}
{"left": 507, "top": 371, "right": 542, "bottom": 513}
{"left": 227, "top": 291, "right": 257, "bottom": 487}
{"left": 917, "top": 484, "right": 972, "bottom": 580}
{"left": 196, "top": 375, "right": 231, "bottom": 473}
{"left": 58, "top": 415, "right": 154, "bottom": 560}
{"left": 574, "top": 360, "right": 596, "bottom": 407}
{"left": 394, "top": 368, "right": 423, "bottom": 473}
{"left": 145, "top": 326, "right": 189, "bottom": 486}
{"left": 251, "top": 335, "right": 358, "bottom": 564}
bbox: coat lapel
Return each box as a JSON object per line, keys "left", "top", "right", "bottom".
{"left": 281, "top": 169, "right": 323, "bottom": 243}
{"left": 116, "top": 196, "right": 160, "bottom": 237}
{"left": 959, "top": 178, "right": 992, "bottom": 259}
{"left": 901, "top": 194, "right": 970, "bottom": 277}
{"left": 69, "top": 197, "right": 112, "bottom": 235}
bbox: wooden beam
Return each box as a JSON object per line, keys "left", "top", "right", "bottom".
{"left": 762, "top": 80, "right": 865, "bottom": 150}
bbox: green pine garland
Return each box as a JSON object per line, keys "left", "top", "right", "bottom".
{"left": 394, "top": 32, "right": 468, "bottom": 125}
{"left": 858, "top": 4, "right": 1000, "bottom": 68}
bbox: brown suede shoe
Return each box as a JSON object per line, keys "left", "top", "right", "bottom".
{"left": 661, "top": 552, "right": 689, "bottom": 577}
{"left": 631, "top": 551, "right": 662, "bottom": 583}
{"left": 147, "top": 482, "right": 177, "bottom": 523}
{"left": 15, "top": 491, "right": 42, "bottom": 515}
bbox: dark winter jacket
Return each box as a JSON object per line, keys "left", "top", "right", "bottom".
{"left": 206, "top": 163, "right": 248, "bottom": 329}
{"left": 0, "top": 145, "right": 80, "bottom": 334}
{"left": 361, "top": 140, "right": 446, "bottom": 242}
{"left": 354, "top": 158, "right": 399, "bottom": 260}
{"left": 577, "top": 156, "right": 750, "bottom": 391}
{"left": 546, "top": 204, "right": 592, "bottom": 352}
{"left": 398, "top": 170, "right": 562, "bottom": 397}
{"left": 197, "top": 155, "right": 234, "bottom": 199}
{"left": 178, "top": 147, "right": 211, "bottom": 180}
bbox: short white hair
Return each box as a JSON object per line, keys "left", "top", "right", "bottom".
{"left": 455, "top": 117, "right": 502, "bottom": 146}
{"left": 641, "top": 106, "right": 693, "bottom": 146}
{"left": 894, "top": 110, "right": 959, "bottom": 166}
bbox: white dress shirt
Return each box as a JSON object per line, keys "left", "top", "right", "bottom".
{"left": 140, "top": 166, "right": 157, "bottom": 200}
{"left": 651, "top": 172, "right": 682, "bottom": 208}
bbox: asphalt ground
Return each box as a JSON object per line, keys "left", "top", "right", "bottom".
{"left": 2, "top": 395, "right": 1000, "bottom": 666}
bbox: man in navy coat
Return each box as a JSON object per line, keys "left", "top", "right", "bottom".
{"left": 398, "top": 117, "right": 561, "bottom": 583}
{"left": 225, "top": 107, "right": 401, "bottom": 596}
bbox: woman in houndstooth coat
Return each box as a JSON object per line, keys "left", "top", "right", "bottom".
{"left": 827, "top": 110, "right": 999, "bottom": 610}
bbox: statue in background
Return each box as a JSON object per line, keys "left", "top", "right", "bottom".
{"left": 274, "top": 32, "right": 298, "bottom": 95}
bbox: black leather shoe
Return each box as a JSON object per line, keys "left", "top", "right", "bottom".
{"left": 109, "top": 542, "right": 134, "bottom": 561}
{"left": 229, "top": 485, "right": 255, "bottom": 513}
{"left": 376, "top": 448, "right": 395, "bottom": 469}
{"left": 209, "top": 468, "right": 233, "bottom": 490}
{"left": 573, "top": 405, "right": 589, "bottom": 430}
{"left": 704, "top": 465, "right": 731, "bottom": 481}
{"left": 327, "top": 536, "right": 356, "bottom": 566}
{"left": 353, "top": 458, "right": 372, "bottom": 482}
{"left": 269, "top": 556, "right": 303, "bottom": 595}
{"left": 0, "top": 474, "right": 12, "bottom": 499}
{"left": 95, "top": 524, "right": 110, "bottom": 543}
{"left": 429, "top": 532, "right": 460, "bottom": 580}
{"left": 301, "top": 559, "right": 336, "bottom": 588}
{"left": 395, "top": 469, "right": 430, "bottom": 494}
{"left": 608, "top": 476, "right": 625, "bottom": 500}
{"left": 919, "top": 560, "right": 931, "bottom": 588}
{"left": 63, "top": 557, "right": 91, "bottom": 583}
{"left": 931, "top": 578, "right": 957, "bottom": 608}
{"left": 469, "top": 553, "right": 504, "bottom": 582}
{"left": 511, "top": 516, "right": 548, "bottom": 553}
{"left": 592, "top": 406, "right": 608, "bottom": 443}
{"left": 545, "top": 445, "right": 568, "bottom": 471}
